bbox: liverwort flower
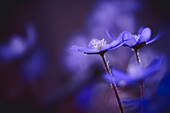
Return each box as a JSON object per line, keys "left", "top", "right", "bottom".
{"left": 72, "top": 34, "right": 125, "bottom": 55}
{"left": 107, "top": 27, "right": 159, "bottom": 49}
{"left": 72, "top": 34, "right": 126, "bottom": 113}
{"left": 103, "top": 57, "right": 164, "bottom": 86}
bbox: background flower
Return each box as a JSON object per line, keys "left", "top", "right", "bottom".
{"left": 0, "top": 23, "right": 37, "bottom": 62}
{"left": 104, "top": 56, "right": 166, "bottom": 86}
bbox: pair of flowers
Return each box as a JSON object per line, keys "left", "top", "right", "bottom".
{"left": 72, "top": 27, "right": 158, "bottom": 54}
{"left": 72, "top": 27, "right": 160, "bottom": 86}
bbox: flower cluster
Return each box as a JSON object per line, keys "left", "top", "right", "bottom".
{"left": 71, "top": 26, "right": 165, "bottom": 113}
{"left": 72, "top": 27, "right": 159, "bottom": 54}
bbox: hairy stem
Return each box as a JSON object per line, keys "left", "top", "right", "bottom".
{"left": 100, "top": 53, "right": 124, "bottom": 113}
{"left": 134, "top": 49, "right": 144, "bottom": 112}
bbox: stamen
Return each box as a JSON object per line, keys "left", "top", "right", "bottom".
{"left": 133, "top": 35, "right": 141, "bottom": 41}
{"left": 91, "top": 39, "right": 106, "bottom": 50}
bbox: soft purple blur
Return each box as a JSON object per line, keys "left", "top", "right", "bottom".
{"left": 0, "top": 0, "right": 170, "bottom": 113}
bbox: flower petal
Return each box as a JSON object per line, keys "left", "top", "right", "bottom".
{"left": 138, "top": 27, "right": 151, "bottom": 43}
{"left": 117, "top": 32, "right": 129, "bottom": 42}
{"left": 104, "top": 56, "right": 164, "bottom": 87}
{"left": 0, "top": 35, "right": 27, "bottom": 61}
{"left": 137, "top": 26, "right": 145, "bottom": 35}
{"left": 122, "top": 31, "right": 137, "bottom": 47}
{"left": 146, "top": 33, "right": 160, "bottom": 45}
{"left": 111, "top": 68, "right": 139, "bottom": 86}
{"left": 106, "top": 30, "right": 117, "bottom": 40}
{"left": 102, "top": 40, "right": 123, "bottom": 50}
{"left": 128, "top": 58, "right": 161, "bottom": 84}
{"left": 142, "top": 57, "right": 161, "bottom": 77}
{"left": 71, "top": 45, "right": 99, "bottom": 54}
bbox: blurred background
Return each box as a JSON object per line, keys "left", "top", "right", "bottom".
{"left": 0, "top": 0, "right": 170, "bottom": 113}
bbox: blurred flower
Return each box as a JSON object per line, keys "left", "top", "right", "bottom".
{"left": 129, "top": 48, "right": 167, "bottom": 99}
{"left": 0, "top": 22, "right": 37, "bottom": 62}
{"left": 104, "top": 57, "right": 165, "bottom": 86}
{"left": 72, "top": 34, "right": 125, "bottom": 55}
{"left": 121, "top": 27, "right": 159, "bottom": 49}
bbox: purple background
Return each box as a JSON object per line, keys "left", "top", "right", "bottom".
{"left": 0, "top": 0, "right": 169, "bottom": 113}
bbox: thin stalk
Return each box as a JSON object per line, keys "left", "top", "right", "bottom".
{"left": 100, "top": 53, "right": 124, "bottom": 113}
{"left": 134, "top": 49, "right": 144, "bottom": 99}
{"left": 134, "top": 49, "right": 144, "bottom": 112}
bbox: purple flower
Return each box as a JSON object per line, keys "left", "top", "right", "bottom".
{"left": 104, "top": 57, "right": 164, "bottom": 86}
{"left": 107, "top": 27, "right": 159, "bottom": 49}
{"left": 72, "top": 34, "right": 125, "bottom": 54}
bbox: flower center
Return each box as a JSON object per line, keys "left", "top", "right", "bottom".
{"left": 91, "top": 39, "right": 106, "bottom": 50}
{"left": 133, "top": 35, "right": 141, "bottom": 41}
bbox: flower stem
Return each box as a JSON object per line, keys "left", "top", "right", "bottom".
{"left": 134, "top": 49, "right": 144, "bottom": 112}
{"left": 100, "top": 53, "right": 124, "bottom": 113}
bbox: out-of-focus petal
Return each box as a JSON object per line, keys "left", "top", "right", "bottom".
{"left": 129, "top": 58, "right": 161, "bottom": 83}
{"left": 103, "top": 68, "right": 131, "bottom": 86}
{"left": 111, "top": 68, "right": 134, "bottom": 86}
{"left": 104, "top": 57, "right": 163, "bottom": 86}
{"left": 141, "top": 58, "right": 161, "bottom": 78}
{"left": 0, "top": 35, "right": 26, "bottom": 61}
{"left": 138, "top": 27, "right": 151, "bottom": 43}
{"left": 128, "top": 64, "right": 143, "bottom": 78}
{"left": 0, "top": 22, "right": 37, "bottom": 62}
